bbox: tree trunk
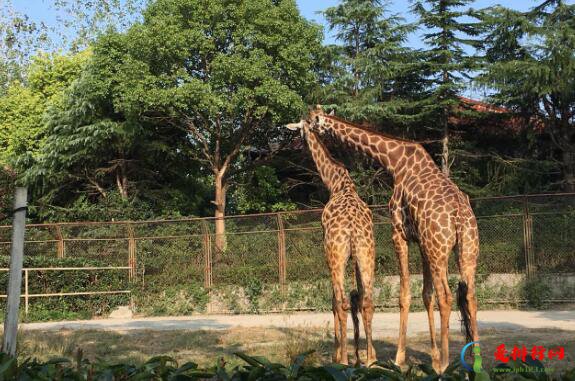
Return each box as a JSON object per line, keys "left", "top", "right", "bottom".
{"left": 214, "top": 170, "right": 227, "bottom": 255}
{"left": 562, "top": 149, "right": 575, "bottom": 192}
{"left": 116, "top": 168, "right": 129, "bottom": 200}
{"left": 441, "top": 117, "right": 450, "bottom": 177}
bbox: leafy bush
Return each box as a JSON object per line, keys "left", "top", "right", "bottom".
{"left": 522, "top": 275, "right": 553, "bottom": 309}
{"left": 133, "top": 284, "right": 208, "bottom": 316}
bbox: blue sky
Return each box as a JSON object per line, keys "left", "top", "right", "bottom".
{"left": 13, "top": 0, "right": 543, "bottom": 49}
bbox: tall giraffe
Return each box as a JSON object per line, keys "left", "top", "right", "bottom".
{"left": 303, "top": 106, "right": 480, "bottom": 373}
{"left": 286, "top": 119, "right": 377, "bottom": 366}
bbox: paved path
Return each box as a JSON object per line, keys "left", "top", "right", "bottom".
{"left": 20, "top": 310, "right": 575, "bottom": 336}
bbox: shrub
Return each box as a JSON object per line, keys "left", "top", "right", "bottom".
{"left": 0, "top": 256, "right": 129, "bottom": 321}
{"left": 522, "top": 275, "right": 552, "bottom": 309}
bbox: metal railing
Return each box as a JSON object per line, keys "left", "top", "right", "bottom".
{"left": 0, "top": 192, "right": 574, "bottom": 314}
{"left": 0, "top": 267, "right": 131, "bottom": 315}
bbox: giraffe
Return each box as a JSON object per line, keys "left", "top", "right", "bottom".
{"left": 303, "top": 106, "right": 480, "bottom": 373}
{"left": 286, "top": 118, "right": 377, "bottom": 366}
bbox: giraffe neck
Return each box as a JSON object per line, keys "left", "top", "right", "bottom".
{"left": 304, "top": 128, "right": 353, "bottom": 194}
{"left": 321, "top": 116, "right": 433, "bottom": 179}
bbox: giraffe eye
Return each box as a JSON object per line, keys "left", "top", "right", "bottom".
{"left": 314, "top": 116, "right": 320, "bottom": 123}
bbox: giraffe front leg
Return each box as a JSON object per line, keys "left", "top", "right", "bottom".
{"left": 393, "top": 230, "right": 410, "bottom": 368}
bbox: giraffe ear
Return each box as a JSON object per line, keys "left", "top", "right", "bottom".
{"left": 328, "top": 109, "right": 335, "bottom": 116}
{"left": 315, "top": 104, "right": 323, "bottom": 111}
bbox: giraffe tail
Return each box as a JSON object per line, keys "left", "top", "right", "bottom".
{"left": 456, "top": 194, "right": 473, "bottom": 345}
{"left": 457, "top": 281, "right": 473, "bottom": 344}
{"left": 350, "top": 289, "right": 361, "bottom": 365}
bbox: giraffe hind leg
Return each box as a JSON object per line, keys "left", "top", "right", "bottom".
{"left": 430, "top": 255, "right": 453, "bottom": 373}
{"left": 353, "top": 243, "right": 377, "bottom": 366}
{"left": 457, "top": 227, "right": 480, "bottom": 345}
{"left": 327, "top": 244, "right": 350, "bottom": 365}
{"left": 393, "top": 230, "right": 410, "bottom": 368}
{"left": 421, "top": 254, "right": 440, "bottom": 372}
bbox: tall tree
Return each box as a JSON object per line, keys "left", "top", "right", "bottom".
{"left": 0, "top": 1, "right": 49, "bottom": 91}
{"left": 412, "top": 0, "right": 483, "bottom": 176}
{"left": 478, "top": 0, "right": 575, "bottom": 191}
{"left": 30, "top": 0, "right": 321, "bottom": 251}
{"left": 322, "top": 0, "right": 420, "bottom": 124}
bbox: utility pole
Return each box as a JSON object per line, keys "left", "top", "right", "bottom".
{"left": 2, "top": 187, "right": 28, "bottom": 356}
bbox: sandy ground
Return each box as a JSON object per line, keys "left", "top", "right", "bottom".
{"left": 11, "top": 310, "right": 574, "bottom": 371}
{"left": 20, "top": 309, "right": 575, "bottom": 334}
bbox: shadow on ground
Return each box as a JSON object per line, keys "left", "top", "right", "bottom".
{"left": 16, "top": 326, "right": 574, "bottom": 371}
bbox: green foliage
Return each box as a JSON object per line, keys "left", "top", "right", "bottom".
{"left": 0, "top": 84, "right": 44, "bottom": 165}
{"left": 232, "top": 166, "right": 297, "bottom": 214}
{"left": 522, "top": 275, "right": 552, "bottom": 310}
{"left": 243, "top": 277, "right": 264, "bottom": 313}
{"left": 0, "top": 351, "right": 570, "bottom": 381}
{"left": 478, "top": 1, "right": 575, "bottom": 191}
{"left": 134, "top": 284, "right": 209, "bottom": 316}
{"left": 24, "top": 0, "right": 321, "bottom": 223}
{"left": 321, "top": 0, "right": 420, "bottom": 124}
{"left": 0, "top": 51, "right": 89, "bottom": 170}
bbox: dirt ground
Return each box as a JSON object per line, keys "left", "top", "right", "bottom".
{"left": 16, "top": 326, "right": 575, "bottom": 372}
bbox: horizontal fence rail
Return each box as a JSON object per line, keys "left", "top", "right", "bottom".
{"left": 0, "top": 267, "right": 131, "bottom": 315}
{"left": 0, "top": 192, "right": 574, "bottom": 315}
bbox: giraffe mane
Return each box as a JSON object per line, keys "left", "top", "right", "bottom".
{"left": 323, "top": 115, "right": 418, "bottom": 144}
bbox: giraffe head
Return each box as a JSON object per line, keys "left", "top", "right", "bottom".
{"left": 285, "top": 119, "right": 308, "bottom": 139}
{"left": 286, "top": 105, "right": 334, "bottom": 136}
{"left": 308, "top": 105, "right": 334, "bottom": 135}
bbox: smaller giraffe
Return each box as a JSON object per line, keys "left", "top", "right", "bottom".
{"left": 286, "top": 119, "right": 377, "bottom": 366}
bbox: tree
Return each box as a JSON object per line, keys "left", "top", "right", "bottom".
{"left": 0, "top": 1, "right": 50, "bottom": 92}
{"left": 50, "top": 0, "right": 147, "bottom": 50}
{"left": 30, "top": 0, "right": 321, "bottom": 249}
{"left": 322, "top": 0, "right": 421, "bottom": 124}
{"left": 478, "top": 0, "right": 575, "bottom": 191}
{"left": 0, "top": 51, "right": 91, "bottom": 170}
{"left": 26, "top": 39, "right": 209, "bottom": 221}
{"left": 412, "top": 0, "right": 483, "bottom": 176}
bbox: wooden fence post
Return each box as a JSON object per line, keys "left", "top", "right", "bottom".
{"left": 277, "top": 213, "right": 287, "bottom": 290}
{"left": 522, "top": 195, "right": 534, "bottom": 278}
{"left": 202, "top": 222, "right": 212, "bottom": 289}
{"left": 2, "top": 187, "right": 28, "bottom": 356}
{"left": 201, "top": 221, "right": 212, "bottom": 313}
{"left": 127, "top": 224, "right": 136, "bottom": 281}
{"left": 55, "top": 225, "right": 65, "bottom": 258}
